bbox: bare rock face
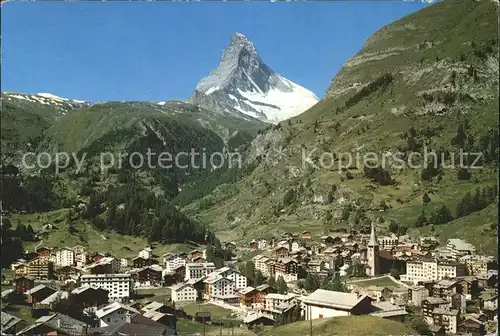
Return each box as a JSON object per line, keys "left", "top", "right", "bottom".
{"left": 189, "top": 33, "right": 319, "bottom": 124}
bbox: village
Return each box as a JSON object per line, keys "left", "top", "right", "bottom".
{"left": 1, "top": 223, "right": 498, "bottom": 335}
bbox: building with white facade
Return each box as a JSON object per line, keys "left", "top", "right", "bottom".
{"left": 185, "top": 262, "right": 216, "bottom": 280}
{"left": 301, "top": 289, "right": 372, "bottom": 320}
{"left": 264, "top": 293, "right": 298, "bottom": 314}
{"left": 253, "top": 255, "right": 271, "bottom": 277}
{"left": 55, "top": 248, "right": 75, "bottom": 267}
{"left": 379, "top": 234, "right": 399, "bottom": 250}
{"left": 139, "top": 247, "right": 153, "bottom": 260}
{"left": 171, "top": 282, "right": 197, "bottom": 302}
{"left": 400, "top": 260, "right": 467, "bottom": 284}
{"left": 408, "top": 286, "right": 429, "bottom": 306}
{"left": 208, "top": 267, "right": 247, "bottom": 290}
{"left": 164, "top": 256, "right": 187, "bottom": 274}
{"left": 80, "top": 274, "right": 131, "bottom": 302}
{"left": 203, "top": 275, "right": 235, "bottom": 300}
{"left": 72, "top": 245, "right": 86, "bottom": 268}
{"left": 446, "top": 239, "right": 475, "bottom": 258}
{"left": 95, "top": 302, "right": 139, "bottom": 327}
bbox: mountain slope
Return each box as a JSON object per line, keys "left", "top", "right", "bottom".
{"left": 181, "top": 0, "right": 499, "bottom": 253}
{"left": 189, "top": 32, "right": 319, "bottom": 124}
{"left": 1, "top": 93, "right": 89, "bottom": 162}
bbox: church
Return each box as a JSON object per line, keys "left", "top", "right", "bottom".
{"left": 360, "top": 223, "right": 404, "bottom": 276}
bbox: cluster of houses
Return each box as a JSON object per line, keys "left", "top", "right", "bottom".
{"left": 2, "top": 223, "right": 498, "bottom": 335}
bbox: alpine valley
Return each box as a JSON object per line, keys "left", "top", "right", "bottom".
{"left": 1, "top": 0, "right": 498, "bottom": 271}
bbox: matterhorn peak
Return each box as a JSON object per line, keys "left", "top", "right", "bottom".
{"left": 189, "top": 33, "right": 319, "bottom": 124}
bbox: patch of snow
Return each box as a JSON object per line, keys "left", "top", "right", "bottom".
{"left": 37, "top": 93, "right": 69, "bottom": 101}
{"left": 235, "top": 76, "right": 319, "bottom": 123}
{"left": 205, "top": 86, "right": 220, "bottom": 95}
{"left": 157, "top": 101, "right": 167, "bottom": 106}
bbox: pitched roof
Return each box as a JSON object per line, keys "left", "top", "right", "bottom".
{"left": 141, "top": 301, "right": 166, "bottom": 312}
{"left": 96, "top": 302, "right": 139, "bottom": 318}
{"left": 25, "top": 284, "right": 54, "bottom": 295}
{"left": 368, "top": 222, "right": 379, "bottom": 247}
{"left": 1, "top": 312, "right": 21, "bottom": 333}
{"left": 302, "top": 289, "right": 368, "bottom": 311}
{"left": 16, "top": 313, "right": 88, "bottom": 335}
{"left": 40, "top": 290, "right": 69, "bottom": 305}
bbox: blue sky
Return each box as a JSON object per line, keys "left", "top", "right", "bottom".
{"left": 2, "top": 2, "right": 427, "bottom": 102}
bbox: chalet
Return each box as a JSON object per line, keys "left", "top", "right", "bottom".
{"left": 458, "top": 316, "right": 486, "bottom": 336}
{"left": 26, "top": 257, "right": 54, "bottom": 280}
{"left": 36, "top": 247, "right": 52, "bottom": 259}
{"left": 239, "top": 287, "right": 259, "bottom": 309}
{"left": 274, "top": 258, "right": 299, "bottom": 282}
{"left": 132, "top": 256, "right": 151, "bottom": 269}
{"left": 456, "top": 277, "right": 480, "bottom": 299}
{"left": 25, "top": 285, "right": 57, "bottom": 304}
{"left": 16, "top": 313, "right": 89, "bottom": 335}
{"left": 71, "top": 286, "right": 109, "bottom": 308}
{"left": 138, "top": 247, "right": 153, "bottom": 260}
{"left": 14, "top": 275, "right": 35, "bottom": 294}
{"left": 172, "top": 265, "right": 186, "bottom": 283}
{"left": 432, "top": 279, "right": 459, "bottom": 299}
{"left": 263, "top": 293, "right": 298, "bottom": 317}
{"left": 255, "top": 284, "right": 275, "bottom": 306}
{"left": 321, "top": 235, "right": 341, "bottom": 245}
{"left": 370, "top": 301, "right": 408, "bottom": 322}
{"left": 137, "top": 265, "right": 163, "bottom": 287}
{"left": 91, "top": 313, "right": 176, "bottom": 335}
{"left": 141, "top": 301, "right": 169, "bottom": 315}
{"left": 243, "top": 313, "right": 275, "bottom": 328}
{"left": 13, "top": 263, "right": 28, "bottom": 277}
{"left": 274, "top": 246, "right": 289, "bottom": 258}
{"left": 432, "top": 308, "right": 459, "bottom": 334}
{"left": 192, "top": 256, "right": 206, "bottom": 263}
{"left": 477, "top": 272, "right": 497, "bottom": 289}
{"left": 249, "top": 240, "right": 258, "bottom": 249}
{"left": 89, "top": 252, "right": 105, "bottom": 263}
{"left": 142, "top": 310, "right": 177, "bottom": 330}
{"left": 96, "top": 302, "right": 140, "bottom": 327}
{"left": 89, "top": 257, "right": 121, "bottom": 274}
{"left": 55, "top": 265, "right": 82, "bottom": 281}
{"left": 422, "top": 297, "right": 450, "bottom": 324}
{"left": 302, "top": 289, "right": 372, "bottom": 320}
{"left": 302, "top": 231, "right": 312, "bottom": 239}
{"left": 339, "top": 233, "right": 353, "bottom": 242}
{"left": 187, "top": 249, "right": 204, "bottom": 261}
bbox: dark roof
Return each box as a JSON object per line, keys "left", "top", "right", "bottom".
{"left": 89, "top": 313, "right": 175, "bottom": 336}
{"left": 17, "top": 313, "right": 88, "bottom": 335}
{"left": 1, "top": 311, "right": 21, "bottom": 333}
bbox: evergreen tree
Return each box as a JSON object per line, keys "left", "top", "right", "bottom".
{"left": 276, "top": 276, "right": 288, "bottom": 294}
{"left": 415, "top": 213, "right": 427, "bottom": 228}
{"left": 254, "top": 270, "right": 265, "bottom": 287}
{"left": 268, "top": 275, "right": 276, "bottom": 289}
{"left": 205, "top": 244, "right": 214, "bottom": 262}
{"left": 422, "top": 192, "right": 431, "bottom": 204}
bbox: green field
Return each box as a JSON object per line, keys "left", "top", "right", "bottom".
{"left": 260, "top": 316, "right": 416, "bottom": 336}
{"left": 347, "top": 276, "right": 403, "bottom": 290}
{"left": 11, "top": 209, "right": 197, "bottom": 259}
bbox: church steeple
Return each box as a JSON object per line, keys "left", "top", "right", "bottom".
{"left": 368, "top": 222, "right": 379, "bottom": 247}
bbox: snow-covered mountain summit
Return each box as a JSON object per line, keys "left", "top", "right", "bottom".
{"left": 189, "top": 32, "right": 319, "bottom": 124}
